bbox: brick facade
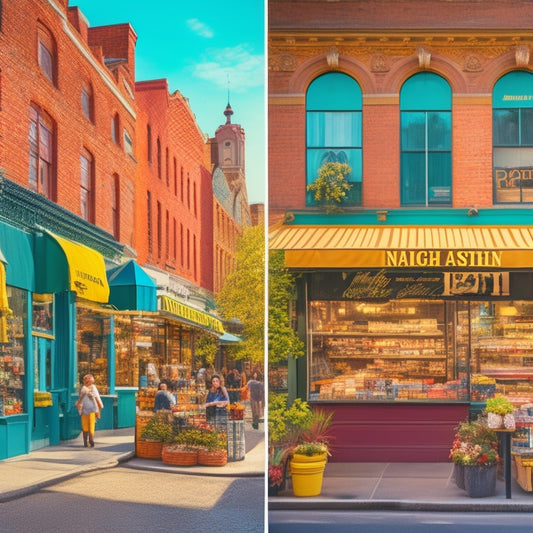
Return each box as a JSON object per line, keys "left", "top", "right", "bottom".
{"left": 0, "top": 0, "right": 136, "bottom": 243}
{"left": 268, "top": 0, "right": 533, "bottom": 221}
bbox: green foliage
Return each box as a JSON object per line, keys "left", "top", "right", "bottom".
{"left": 268, "top": 393, "right": 313, "bottom": 445}
{"left": 307, "top": 162, "right": 352, "bottom": 212}
{"left": 216, "top": 225, "right": 265, "bottom": 363}
{"left": 195, "top": 334, "right": 218, "bottom": 367}
{"left": 140, "top": 413, "right": 173, "bottom": 443}
{"left": 269, "top": 393, "right": 334, "bottom": 460}
{"left": 172, "top": 427, "right": 226, "bottom": 451}
{"left": 485, "top": 395, "right": 514, "bottom": 415}
{"left": 268, "top": 250, "right": 305, "bottom": 363}
{"left": 293, "top": 442, "right": 330, "bottom": 457}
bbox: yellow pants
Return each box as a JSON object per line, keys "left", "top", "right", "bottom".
{"left": 81, "top": 412, "right": 96, "bottom": 434}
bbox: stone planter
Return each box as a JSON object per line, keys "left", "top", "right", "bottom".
{"left": 453, "top": 463, "right": 465, "bottom": 490}
{"left": 464, "top": 464, "right": 497, "bottom": 498}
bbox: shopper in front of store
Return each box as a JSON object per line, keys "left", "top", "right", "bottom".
{"left": 75, "top": 374, "right": 104, "bottom": 448}
{"left": 204, "top": 374, "right": 230, "bottom": 431}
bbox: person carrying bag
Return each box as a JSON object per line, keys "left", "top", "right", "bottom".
{"left": 75, "top": 373, "right": 104, "bottom": 448}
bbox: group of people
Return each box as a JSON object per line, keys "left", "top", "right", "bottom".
{"left": 76, "top": 366, "right": 264, "bottom": 449}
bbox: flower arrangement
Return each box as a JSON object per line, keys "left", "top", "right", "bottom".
{"left": 293, "top": 441, "right": 330, "bottom": 457}
{"left": 307, "top": 162, "right": 352, "bottom": 212}
{"left": 172, "top": 426, "right": 226, "bottom": 451}
{"left": 485, "top": 395, "right": 514, "bottom": 415}
{"left": 140, "top": 412, "right": 174, "bottom": 443}
{"left": 449, "top": 419, "right": 499, "bottom": 467}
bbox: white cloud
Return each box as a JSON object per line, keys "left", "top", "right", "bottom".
{"left": 187, "top": 18, "right": 214, "bottom": 38}
{"left": 192, "top": 44, "right": 264, "bottom": 91}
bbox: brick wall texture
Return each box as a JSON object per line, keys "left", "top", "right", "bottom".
{"left": 268, "top": 0, "right": 533, "bottom": 220}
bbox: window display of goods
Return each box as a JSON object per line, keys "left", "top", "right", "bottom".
{"left": 228, "top": 403, "right": 245, "bottom": 419}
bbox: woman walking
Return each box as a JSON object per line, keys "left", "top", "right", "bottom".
{"left": 75, "top": 374, "right": 104, "bottom": 448}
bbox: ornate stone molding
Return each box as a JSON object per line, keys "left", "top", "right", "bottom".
{"left": 418, "top": 47, "right": 431, "bottom": 69}
{"left": 327, "top": 47, "right": 339, "bottom": 69}
{"left": 516, "top": 44, "right": 530, "bottom": 67}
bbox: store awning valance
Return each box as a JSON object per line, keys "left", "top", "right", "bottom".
{"left": 269, "top": 225, "right": 533, "bottom": 269}
{"left": 36, "top": 231, "right": 109, "bottom": 303}
{"left": 219, "top": 331, "right": 241, "bottom": 344}
{"left": 160, "top": 295, "right": 225, "bottom": 334}
{"left": 107, "top": 260, "right": 157, "bottom": 312}
{"left": 0, "top": 222, "right": 34, "bottom": 290}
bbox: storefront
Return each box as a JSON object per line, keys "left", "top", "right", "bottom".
{"left": 270, "top": 209, "right": 533, "bottom": 462}
{"left": 0, "top": 221, "right": 34, "bottom": 459}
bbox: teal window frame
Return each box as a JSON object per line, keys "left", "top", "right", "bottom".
{"left": 493, "top": 71, "right": 533, "bottom": 204}
{"left": 400, "top": 73, "right": 452, "bottom": 206}
{"left": 306, "top": 72, "right": 362, "bottom": 206}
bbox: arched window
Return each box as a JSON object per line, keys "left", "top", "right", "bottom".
{"left": 81, "top": 82, "right": 94, "bottom": 123}
{"left": 400, "top": 72, "right": 452, "bottom": 206}
{"left": 29, "top": 103, "right": 55, "bottom": 199}
{"left": 306, "top": 72, "right": 362, "bottom": 205}
{"left": 80, "top": 148, "right": 94, "bottom": 223}
{"left": 493, "top": 71, "right": 533, "bottom": 203}
{"left": 37, "top": 22, "right": 56, "bottom": 85}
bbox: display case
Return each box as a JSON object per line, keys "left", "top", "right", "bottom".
{"left": 76, "top": 306, "right": 110, "bottom": 393}
{"left": 472, "top": 302, "right": 533, "bottom": 404}
{"left": 0, "top": 287, "right": 26, "bottom": 415}
{"left": 309, "top": 299, "right": 462, "bottom": 401}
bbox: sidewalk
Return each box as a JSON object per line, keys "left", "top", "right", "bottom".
{"left": 0, "top": 423, "right": 265, "bottom": 503}
{"left": 269, "top": 461, "right": 533, "bottom": 512}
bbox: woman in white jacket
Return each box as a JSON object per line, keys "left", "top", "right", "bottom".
{"left": 75, "top": 374, "right": 104, "bottom": 448}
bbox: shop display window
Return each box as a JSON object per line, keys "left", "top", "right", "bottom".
{"left": 309, "top": 298, "right": 533, "bottom": 404}
{"left": 77, "top": 307, "right": 110, "bottom": 394}
{"left": 472, "top": 300, "right": 533, "bottom": 404}
{"left": 0, "top": 287, "right": 26, "bottom": 415}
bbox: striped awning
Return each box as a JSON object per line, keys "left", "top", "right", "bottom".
{"left": 269, "top": 225, "right": 533, "bottom": 269}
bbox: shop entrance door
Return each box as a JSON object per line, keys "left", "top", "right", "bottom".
{"left": 31, "top": 336, "right": 54, "bottom": 446}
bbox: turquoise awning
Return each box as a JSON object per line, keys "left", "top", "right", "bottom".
{"left": 107, "top": 260, "right": 157, "bottom": 312}
{"left": 0, "top": 221, "right": 34, "bottom": 291}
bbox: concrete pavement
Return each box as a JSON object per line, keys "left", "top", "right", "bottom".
{"left": 0, "top": 423, "right": 265, "bottom": 503}
{"left": 269, "top": 460, "right": 533, "bottom": 512}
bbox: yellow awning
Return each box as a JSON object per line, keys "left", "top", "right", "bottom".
{"left": 0, "top": 261, "right": 11, "bottom": 343}
{"left": 160, "top": 295, "right": 224, "bottom": 334}
{"left": 49, "top": 232, "right": 110, "bottom": 303}
{"left": 269, "top": 225, "right": 533, "bottom": 269}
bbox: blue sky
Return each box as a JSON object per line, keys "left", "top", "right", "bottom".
{"left": 72, "top": 0, "right": 265, "bottom": 204}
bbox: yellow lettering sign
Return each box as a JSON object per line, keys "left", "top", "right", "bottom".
{"left": 385, "top": 250, "right": 502, "bottom": 268}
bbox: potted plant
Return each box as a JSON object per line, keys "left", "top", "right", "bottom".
{"left": 485, "top": 395, "right": 515, "bottom": 429}
{"left": 306, "top": 162, "right": 352, "bottom": 213}
{"left": 137, "top": 412, "right": 173, "bottom": 459}
{"left": 162, "top": 427, "right": 207, "bottom": 466}
{"left": 449, "top": 419, "right": 500, "bottom": 497}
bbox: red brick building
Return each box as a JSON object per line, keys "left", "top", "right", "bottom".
{"left": 134, "top": 79, "right": 214, "bottom": 294}
{"left": 269, "top": 0, "right": 533, "bottom": 461}
{"left": 0, "top": 0, "right": 136, "bottom": 242}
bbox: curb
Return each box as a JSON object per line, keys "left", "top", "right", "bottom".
{"left": 268, "top": 498, "right": 533, "bottom": 513}
{"left": 0, "top": 451, "right": 135, "bottom": 504}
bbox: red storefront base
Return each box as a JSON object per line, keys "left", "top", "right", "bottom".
{"left": 316, "top": 402, "right": 470, "bottom": 462}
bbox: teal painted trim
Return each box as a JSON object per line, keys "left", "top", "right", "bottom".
{"left": 108, "top": 316, "right": 115, "bottom": 395}
{"left": 493, "top": 71, "right": 533, "bottom": 108}
{"left": 283, "top": 208, "right": 533, "bottom": 226}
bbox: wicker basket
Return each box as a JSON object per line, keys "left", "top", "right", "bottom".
{"left": 162, "top": 445, "right": 199, "bottom": 466}
{"left": 135, "top": 412, "right": 154, "bottom": 441}
{"left": 512, "top": 453, "right": 533, "bottom": 492}
{"left": 136, "top": 439, "right": 163, "bottom": 459}
{"left": 198, "top": 449, "right": 228, "bottom": 466}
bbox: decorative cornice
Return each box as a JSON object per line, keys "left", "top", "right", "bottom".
{"left": 0, "top": 175, "right": 123, "bottom": 260}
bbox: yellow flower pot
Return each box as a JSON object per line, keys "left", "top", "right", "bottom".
{"left": 290, "top": 453, "right": 327, "bottom": 497}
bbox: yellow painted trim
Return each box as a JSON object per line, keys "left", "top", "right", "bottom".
{"left": 269, "top": 95, "right": 305, "bottom": 105}
{"left": 363, "top": 95, "right": 399, "bottom": 105}
{"left": 453, "top": 95, "right": 492, "bottom": 105}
